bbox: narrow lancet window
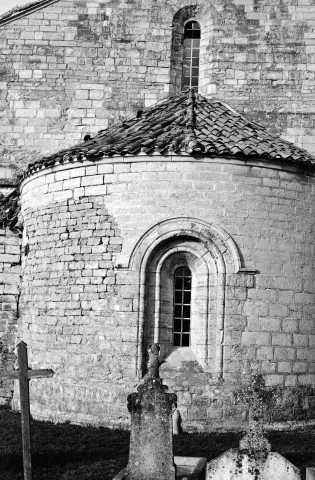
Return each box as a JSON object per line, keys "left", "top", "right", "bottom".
{"left": 182, "top": 20, "right": 200, "bottom": 91}
{"left": 173, "top": 267, "right": 191, "bottom": 346}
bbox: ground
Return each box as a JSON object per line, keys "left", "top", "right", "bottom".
{"left": 0, "top": 407, "right": 314, "bottom": 480}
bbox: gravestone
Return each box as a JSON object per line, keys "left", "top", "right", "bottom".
{"left": 206, "top": 449, "right": 301, "bottom": 480}
{"left": 206, "top": 373, "right": 301, "bottom": 480}
{"left": 125, "top": 344, "right": 177, "bottom": 480}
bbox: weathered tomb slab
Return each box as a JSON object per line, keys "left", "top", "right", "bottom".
{"left": 175, "top": 456, "right": 207, "bottom": 479}
{"left": 113, "top": 456, "right": 207, "bottom": 480}
{"left": 306, "top": 467, "right": 315, "bottom": 480}
{"left": 206, "top": 448, "right": 301, "bottom": 480}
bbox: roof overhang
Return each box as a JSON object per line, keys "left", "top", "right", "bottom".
{"left": 0, "top": 0, "right": 59, "bottom": 27}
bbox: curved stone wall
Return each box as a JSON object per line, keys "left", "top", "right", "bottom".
{"left": 18, "top": 155, "right": 315, "bottom": 429}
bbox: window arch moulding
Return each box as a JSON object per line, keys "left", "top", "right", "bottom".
{"left": 128, "top": 217, "right": 242, "bottom": 274}
{"left": 123, "top": 218, "right": 255, "bottom": 381}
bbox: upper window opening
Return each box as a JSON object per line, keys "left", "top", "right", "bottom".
{"left": 173, "top": 267, "right": 191, "bottom": 347}
{"left": 182, "top": 21, "right": 200, "bottom": 91}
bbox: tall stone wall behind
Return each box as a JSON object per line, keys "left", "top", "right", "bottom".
{"left": 0, "top": 228, "right": 21, "bottom": 404}
{"left": 17, "top": 156, "right": 315, "bottom": 430}
{"left": 0, "top": 0, "right": 315, "bottom": 172}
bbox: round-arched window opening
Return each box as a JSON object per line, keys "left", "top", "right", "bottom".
{"left": 182, "top": 20, "right": 201, "bottom": 91}
{"left": 173, "top": 267, "right": 192, "bottom": 347}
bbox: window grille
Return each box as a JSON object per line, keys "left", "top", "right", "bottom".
{"left": 173, "top": 267, "right": 191, "bottom": 346}
{"left": 182, "top": 20, "right": 200, "bottom": 91}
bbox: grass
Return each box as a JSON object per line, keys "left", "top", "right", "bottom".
{"left": 1, "top": 406, "right": 314, "bottom": 479}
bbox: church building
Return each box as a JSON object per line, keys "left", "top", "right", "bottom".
{"left": 1, "top": 0, "right": 315, "bottom": 430}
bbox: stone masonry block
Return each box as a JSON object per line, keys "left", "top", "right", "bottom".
{"left": 5, "top": 245, "right": 21, "bottom": 255}
{"left": 53, "top": 190, "right": 72, "bottom": 202}
{"left": 274, "top": 348, "right": 295, "bottom": 361}
{"left": 283, "top": 375, "right": 297, "bottom": 387}
{"left": 48, "top": 181, "right": 63, "bottom": 192}
{"left": 272, "top": 333, "right": 292, "bottom": 346}
{"left": 63, "top": 177, "right": 81, "bottom": 190}
{"left": 114, "top": 164, "right": 131, "bottom": 174}
{"left": 247, "top": 317, "right": 281, "bottom": 332}
{"left": 243, "top": 301, "right": 268, "bottom": 316}
{"left": 55, "top": 170, "right": 70, "bottom": 181}
{"left": 261, "top": 361, "right": 277, "bottom": 374}
{"left": 265, "top": 375, "right": 284, "bottom": 387}
{"left": 256, "top": 347, "right": 274, "bottom": 360}
{"left": 293, "top": 362, "right": 308, "bottom": 373}
{"left": 226, "top": 315, "right": 247, "bottom": 330}
{"left": 85, "top": 166, "right": 97, "bottom": 176}
{"left": 85, "top": 185, "right": 107, "bottom": 196}
{"left": 298, "top": 374, "right": 315, "bottom": 385}
{"left": 1, "top": 273, "right": 19, "bottom": 285}
{"left": 0, "top": 254, "right": 19, "bottom": 263}
{"left": 269, "top": 303, "right": 288, "bottom": 317}
{"left": 278, "top": 361, "right": 292, "bottom": 373}
{"left": 81, "top": 175, "right": 104, "bottom": 186}
{"left": 295, "top": 292, "right": 315, "bottom": 304}
{"left": 98, "top": 164, "right": 114, "bottom": 174}
{"left": 293, "top": 334, "right": 309, "bottom": 347}
{"left": 299, "top": 320, "right": 315, "bottom": 334}
{"left": 69, "top": 167, "right": 85, "bottom": 178}
{"left": 297, "top": 349, "right": 315, "bottom": 361}
{"left": 242, "top": 332, "right": 271, "bottom": 346}
{"left": 4, "top": 284, "right": 19, "bottom": 295}
{"left": 282, "top": 319, "right": 299, "bottom": 333}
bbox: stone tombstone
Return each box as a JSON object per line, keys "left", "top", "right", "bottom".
{"left": 206, "top": 449, "right": 301, "bottom": 480}
{"left": 206, "top": 373, "right": 301, "bottom": 480}
{"left": 126, "top": 344, "right": 177, "bottom": 480}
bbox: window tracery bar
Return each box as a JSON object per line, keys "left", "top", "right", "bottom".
{"left": 182, "top": 20, "right": 200, "bottom": 91}
{"left": 173, "top": 267, "right": 191, "bottom": 346}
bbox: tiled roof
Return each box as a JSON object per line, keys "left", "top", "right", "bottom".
{"left": 0, "top": 0, "right": 58, "bottom": 27}
{"left": 0, "top": 188, "right": 21, "bottom": 233}
{"left": 2, "top": 90, "right": 315, "bottom": 232}
{"left": 24, "top": 89, "right": 315, "bottom": 178}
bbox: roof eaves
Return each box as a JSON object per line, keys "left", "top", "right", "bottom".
{"left": 0, "top": 0, "right": 59, "bottom": 27}
{"left": 0, "top": 187, "right": 22, "bottom": 233}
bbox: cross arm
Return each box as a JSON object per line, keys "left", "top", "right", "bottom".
{"left": 0, "top": 371, "right": 19, "bottom": 381}
{"left": 27, "top": 369, "right": 55, "bottom": 379}
{"left": 0, "top": 369, "right": 54, "bottom": 381}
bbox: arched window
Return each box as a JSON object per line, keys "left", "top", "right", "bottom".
{"left": 143, "top": 240, "right": 213, "bottom": 369}
{"left": 182, "top": 20, "right": 201, "bottom": 91}
{"left": 173, "top": 267, "right": 191, "bottom": 346}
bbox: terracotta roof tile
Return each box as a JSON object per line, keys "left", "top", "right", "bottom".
{"left": 23, "top": 88, "right": 315, "bottom": 176}
{"left": 0, "top": 89, "right": 313, "bottom": 231}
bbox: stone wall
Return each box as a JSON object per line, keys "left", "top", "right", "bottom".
{"left": 0, "top": 165, "right": 18, "bottom": 197}
{"left": 0, "top": 0, "right": 315, "bottom": 172}
{"left": 0, "top": 227, "right": 21, "bottom": 405}
{"left": 18, "top": 155, "right": 315, "bottom": 429}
